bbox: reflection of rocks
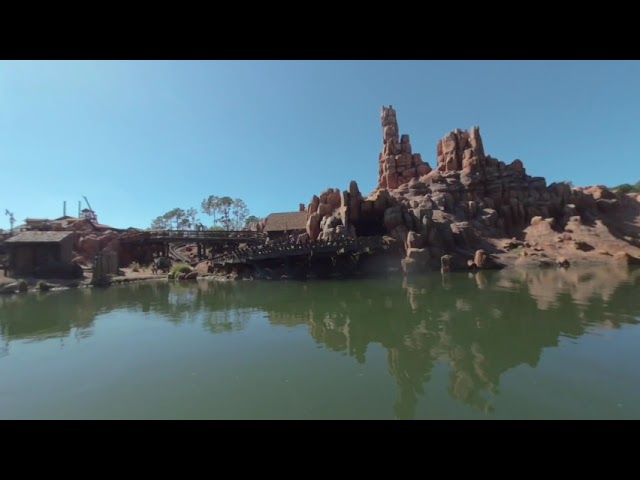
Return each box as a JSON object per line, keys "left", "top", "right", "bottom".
{"left": 261, "top": 267, "right": 639, "bottom": 417}
{"left": 496, "top": 266, "right": 640, "bottom": 310}
{"left": 2, "top": 268, "right": 639, "bottom": 418}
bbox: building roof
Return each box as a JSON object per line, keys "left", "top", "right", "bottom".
{"left": 264, "top": 211, "right": 308, "bottom": 232}
{"left": 5, "top": 231, "right": 75, "bottom": 244}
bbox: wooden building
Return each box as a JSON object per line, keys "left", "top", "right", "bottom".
{"left": 23, "top": 218, "right": 49, "bottom": 230}
{"left": 263, "top": 211, "right": 308, "bottom": 241}
{"left": 5, "top": 231, "right": 75, "bottom": 276}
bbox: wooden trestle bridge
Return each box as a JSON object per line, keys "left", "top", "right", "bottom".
{"left": 212, "top": 236, "right": 387, "bottom": 267}
{"left": 119, "top": 229, "right": 388, "bottom": 269}
{"left": 119, "top": 230, "right": 269, "bottom": 261}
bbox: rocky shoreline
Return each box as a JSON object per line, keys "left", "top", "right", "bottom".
{"left": 0, "top": 271, "right": 218, "bottom": 295}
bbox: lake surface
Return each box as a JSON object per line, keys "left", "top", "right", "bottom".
{"left": 1, "top": 266, "right": 639, "bottom": 420}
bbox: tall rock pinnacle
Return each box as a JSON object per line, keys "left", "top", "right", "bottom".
{"left": 377, "top": 106, "right": 432, "bottom": 190}
{"left": 436, "top": 126, "right": 486, "bottom": 173}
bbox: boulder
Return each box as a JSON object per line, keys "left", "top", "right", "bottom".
{"left": 474, "top": 249, "right": 489, "bottom": 269}
{"left": 383, "top": 206, "right": 404, "bottom": 231}
{"left": 406, "top": 231, "right": 424, "bottom": 249}
{"left": 317, "top": 203, "right": 333, "bottom": 217}
{"left": 613, "top": 252, "right": 640, "bottom": 265}
{"left": 306, "top": 212, "right": 322, "bottom": 241}
{"left": 0, "top": 284, "right": 17, "bottom": 294}
{"left": 72, "top": 256, "right": 88, "bottom": 266}
{"left": 441, "top": 255, "right": 452, "bottom": 273}
{"left": 402, "top": 248, "right": 430, "bottom": 275}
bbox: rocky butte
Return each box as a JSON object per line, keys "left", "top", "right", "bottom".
{"left": 271, "top": 105, "right": 640, "bottom": 274}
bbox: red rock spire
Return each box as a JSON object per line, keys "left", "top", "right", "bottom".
{"left": 377, "top": 106, "right": 431, "bottom": 190}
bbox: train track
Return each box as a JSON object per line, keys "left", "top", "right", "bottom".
{"left": 168, "top": 243, "right": 196, "bottom": 265}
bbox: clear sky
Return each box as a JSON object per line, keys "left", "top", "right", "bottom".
{"left": 1, "top": 60, "right": 638, "bottom": 230}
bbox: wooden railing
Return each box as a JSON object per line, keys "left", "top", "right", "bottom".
{"left": 119, "top": 230, "right": 269, "bottom": 244}
{"left": 146, "top": 230, "right": 268, "bottom": 241}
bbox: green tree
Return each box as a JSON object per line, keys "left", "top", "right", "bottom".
{"left": 183, "top": 207, "right": 199, "bottom": 230}
{"left": 150, "top": 215, "right": 171, "bottom": 230}
{"left": 201, "top": 196, "right": 255, "bottom": 230}
{"left": 218, "top": 196, "right": 234, "bottom": 230}
{"left": 150, "top": 208, "right": 193, "bottom": 230}
{"left": 615, "top": 183, "right": 634, "bottom": 194}
{"left": 165, "top": 208, "right": 186, "bottom": 230}
{"left": 245, "top": 215, "right": 260, "bottom": 228}
{"left": 201, "top": 195, "right": 221, "bottom": 228}
{"left": 231, "top": 198, "right": 249, "bottom": 230}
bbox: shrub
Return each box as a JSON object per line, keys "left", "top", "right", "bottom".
{"left": 130, "top": 262, "right": 141, "bottom": 272}
{"left": 37, "top": 281, "right": 51, "bottom": 291}
{"left": 170, "top": 263, "right": 192, "bottom": 275}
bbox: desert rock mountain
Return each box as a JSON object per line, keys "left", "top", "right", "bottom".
{"left": 299, "top": 106, "right": 640, "bottom": 272}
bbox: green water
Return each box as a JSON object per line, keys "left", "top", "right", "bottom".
{"left": 1, "top": 266, "right": 639, "bottom": 419}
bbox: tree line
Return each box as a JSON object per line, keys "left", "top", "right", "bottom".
{"left": 150, "top": 196, "right": 260, "bottom": 231}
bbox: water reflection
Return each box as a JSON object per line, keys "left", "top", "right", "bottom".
{"left": 1, "top": 266, "right": 639, "bottom": 419}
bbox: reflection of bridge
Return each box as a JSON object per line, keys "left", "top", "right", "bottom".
{"left": 121, "top": 230, "right": 268, "bottom": 245}
{"left": 212, "top": 236, "right": 386, "bottom": 266}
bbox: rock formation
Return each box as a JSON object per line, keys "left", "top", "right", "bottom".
{"left": 378, "top": 106, "right": 432, "bottom": 190}
{"left": 298, "top": 105, "right": 640, "bottom": 273}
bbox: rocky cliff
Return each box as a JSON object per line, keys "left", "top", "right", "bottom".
{"left": 301, "top": 106, "right": 640, "bottom": 273}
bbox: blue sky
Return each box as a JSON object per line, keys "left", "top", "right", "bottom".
{"left": 1, "top": 60, "right": 638, "bottom": 230}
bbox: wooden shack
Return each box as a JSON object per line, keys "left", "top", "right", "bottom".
{"left": 5, "top": 231, "right": 75, "bottom": 276}
{"left": 263, "top": 211, "right": 308, "bottom": 241}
